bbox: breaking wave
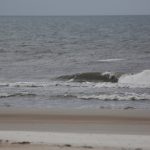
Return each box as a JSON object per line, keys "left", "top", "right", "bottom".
{"left": 56, "top": 70, "right": 150, "bottom": 88}
{"left": 0, "top": 70, "right": 150, "bottom": 89}
{"left": 56, "top": 72, "right": 120, "bottom": 83}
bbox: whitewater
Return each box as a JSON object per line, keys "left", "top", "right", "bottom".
{"left": 0, "top": 70, "right": 150, "bottom": 109}
{"left": 1, "top": 69, "right": 150, "bottom": 88}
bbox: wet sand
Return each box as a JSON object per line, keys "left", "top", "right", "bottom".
{"left": 0, "top": 108, "right": 150, "bottom": 150}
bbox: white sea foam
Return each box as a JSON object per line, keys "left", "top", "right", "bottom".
{"left": 0, "top": 82, "right": 9, "bottom": 86}
{"left": 78, "top": 93, "right": 150, "bottom": 101}
{"left": 0, "top": 81, "right": 76, "bottom": 88}
{"left": 0, "top": 92, "right": 36, "bottom": 98}
{"left": 95, "top": 82, "right": 118, "bottom": 88}
{"left": 98, "top": 58, "right": 124, "bottom": 62}
{"left": 0, "top": 93, "right": 10, "bottom": 98}
{"left": 9, "top": 82, "right": 49, "bottom": 87}
{"left": 0, "top": 81, "right": 56, "bottom": 88}
{"left": 102, "top": 71, "right": 115, "bottom": 77}
{"left": 119, "top": 70, "right": 150, "bottom": 88}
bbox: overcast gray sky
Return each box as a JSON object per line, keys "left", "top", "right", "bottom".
{"left": 0, "top": 0, "right": 150, "bottom": 16}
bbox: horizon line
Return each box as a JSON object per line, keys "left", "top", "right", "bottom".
{"left": 0, "top": 14, "right": 150, "bottom": 17}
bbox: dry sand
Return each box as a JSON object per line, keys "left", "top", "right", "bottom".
{"left": 0, "top": 108, "right": 150, "bottom": 150}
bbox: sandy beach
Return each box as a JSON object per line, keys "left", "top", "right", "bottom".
{"left": 0, "top": 108, "right": 150, "bottom": 150}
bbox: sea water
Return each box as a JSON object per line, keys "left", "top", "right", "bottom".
{"left": 0, "top": 16, "right": 150, "bottom": 109}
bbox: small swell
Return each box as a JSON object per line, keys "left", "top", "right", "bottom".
{"left": 51, "top": 94, "right": 78, "bottom": 99}
{"left": 0, "top": 93, "right": 37, "bottom": 98}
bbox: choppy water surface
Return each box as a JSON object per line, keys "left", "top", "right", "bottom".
{"left": 0, "top": 16, "right": 150, "bottom": 109}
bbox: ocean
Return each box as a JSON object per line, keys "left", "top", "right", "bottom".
{"left": 0, "top": 16, "right": 150, "bottom": 109}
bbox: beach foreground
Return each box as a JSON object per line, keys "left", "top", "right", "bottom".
{"left": 0, "top": 108, "right": 150, "bottom": 150}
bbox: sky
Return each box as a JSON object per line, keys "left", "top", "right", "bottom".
{"left": 0, "top": 0, "right": 150, "bottom": 16}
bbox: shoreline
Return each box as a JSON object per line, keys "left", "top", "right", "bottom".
{"left": 0, "top": 107, "right": 150, "bottom": 118}
{"left": 0, "top": 108, "right": 150, "bottom": 149}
